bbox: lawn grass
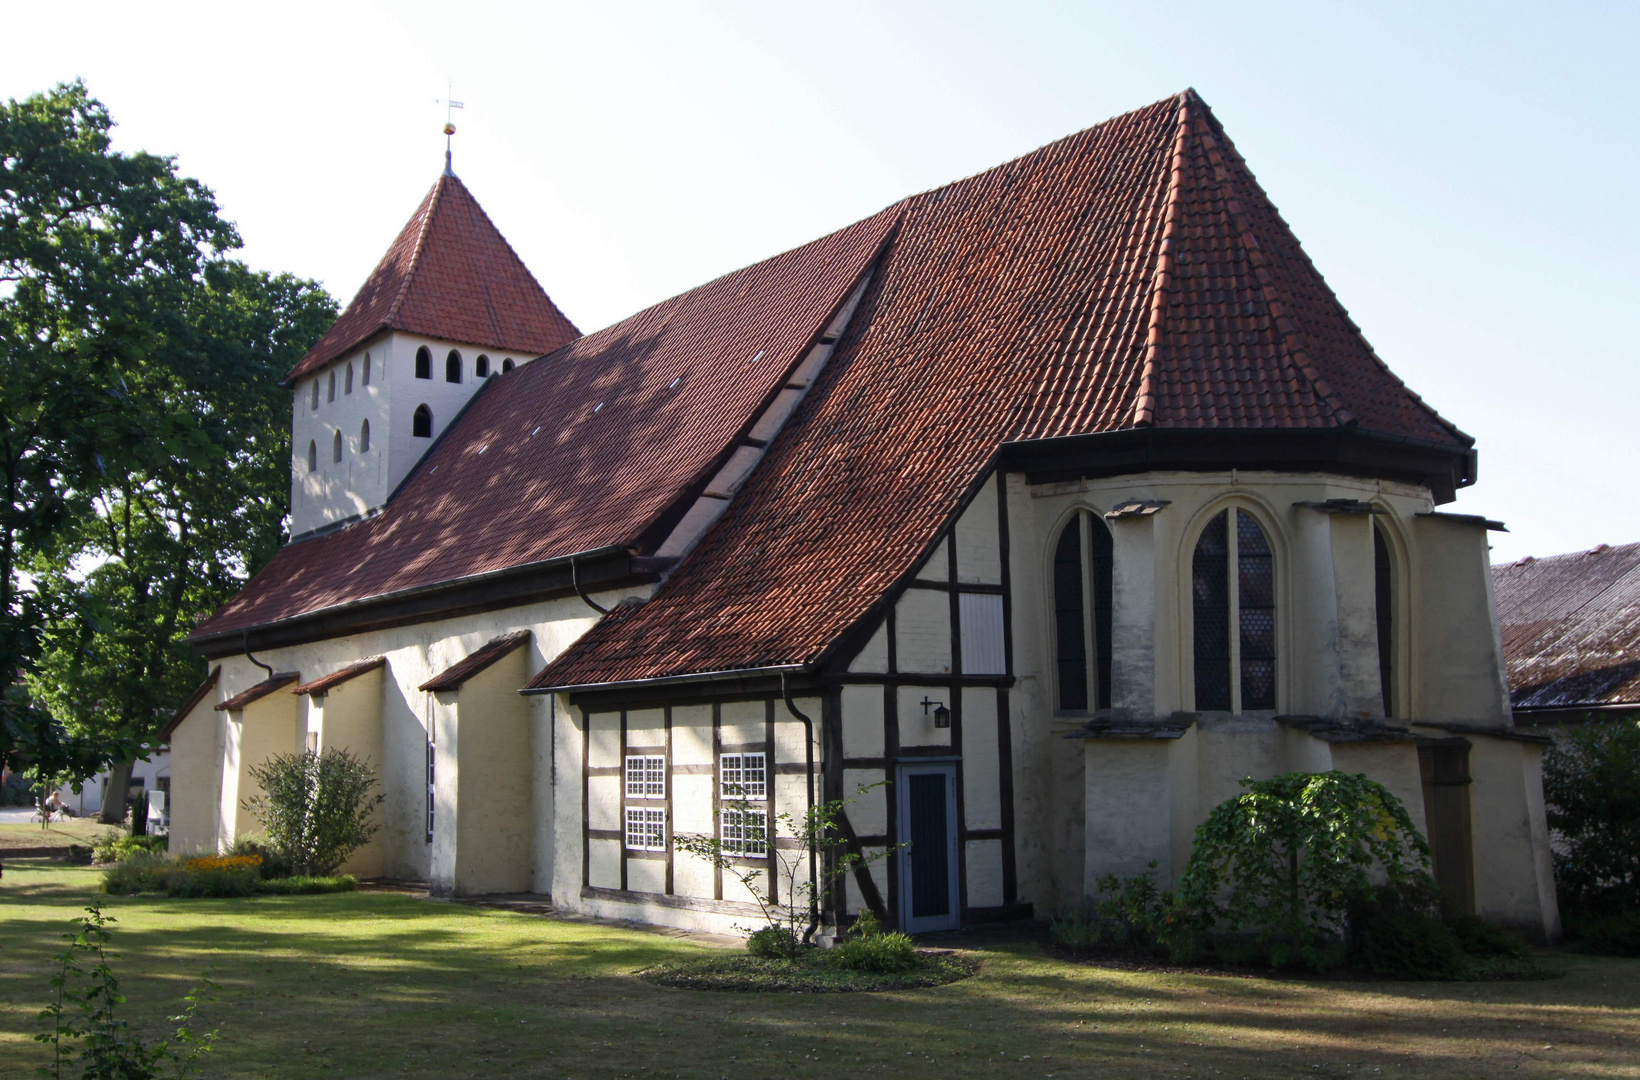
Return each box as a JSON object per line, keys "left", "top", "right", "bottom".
{"left": 2, "top": 857, "right": 1637, "bottom": 1080}
{"left": 0, "top": 820, "right": 112, "bottom": 851}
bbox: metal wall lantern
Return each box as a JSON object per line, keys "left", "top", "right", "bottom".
{"left": 920, "top": 696, "right": 951, "bottom": 729}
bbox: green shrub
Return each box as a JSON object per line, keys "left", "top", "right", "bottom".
{"left": 1351, "top": 908, "right": 1466, "bottom": 979}
{"left": 255, "top": 874, "right": 357, "bottom": 895}
{"left": 1542, "top": 718, "right": 1640, "bottom": 919}
{"left": 1049, "top": 917, "right": 1121, "bottom": 951}
{"left": 244, "top": 748, "right": 384, "bottom": 876}
{"left": 1180, "top": 771, "right": 1433, "bottom": 971}
{"left": 92, "top": 832, "right": 167, "bottom": 864}
{"left": 746, "top": 925, "right": 801, "bottom": 960}
{"left": 164, "top": 865, "right": 259, "bottom": 898}
{"left": 100, "top": 855, "right": 173, "bottom": 896}
{"left": 826, "top": 932, "right": 917, "bottom": 973}
{"left": 849, "top": 908, "right": 884, "bottom": 940}
{"left": 1571, "top": 910, "right": 1640, "bottom": 958}
{"left": 226, "top": 835, "right": 291, "bottom": 879}
{"left": 1446, "top": 914, "right": 1531, "bottom": 960}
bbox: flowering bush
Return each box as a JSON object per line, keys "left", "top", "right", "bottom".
{"left": 183, "top": 854, "right": 261, "bottom": 873}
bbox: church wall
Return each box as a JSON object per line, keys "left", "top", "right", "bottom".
{"left": 165, "top": 691, "right": 226, "bottom": 856}
{"left": 201, "top": 582, "right": 643, "bottom": 880}
{"left": 1410, "top": 515, "right": 1515, "bottom": 725}
{"left": 308, "top": 670, "right": 387, "bottom": 877}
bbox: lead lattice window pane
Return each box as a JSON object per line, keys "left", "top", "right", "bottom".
{"left": 625, "top": 755, "right": 665, "bottom": 799}
{"left": 719, "top": 752, "right": 766, "bottom": 799}
{"left": 721, "top": 806, "right": 768, "bottom": 858}
{"left": 625, "top": 807, "right": 666, "bottom": 851}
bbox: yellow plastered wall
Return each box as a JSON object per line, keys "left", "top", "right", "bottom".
{"left": 165, "top": 696, "right": 224, "bottom": 856}
{"left": 225, "top": 690, "right": 302, "bottom": 842}
{"left": 311, "top": 668, "right": 387, "bottom": 877}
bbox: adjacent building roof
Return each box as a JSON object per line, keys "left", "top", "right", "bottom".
{"left": 215, "top": 672, "right": 299, "bottom": 711}
{"left": 281, "top": 173, "right": 580, "bottom": 386}
{"left": 293, "top": 656, "right": 386, "bottom": 697}
{"left": 419, "top": 631, "right": 532, "bottom": 692}
{"left": 533, "top": 89, "right": 1470, "bottom": 690}
{"left": 1493, "top": 542, "right": 1640, "bottom": 710}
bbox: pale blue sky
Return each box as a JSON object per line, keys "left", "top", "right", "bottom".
{"left": 5, "top": 0, "right": 1634, "bottom": 562}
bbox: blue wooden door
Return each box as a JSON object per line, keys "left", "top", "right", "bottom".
{"left": 897, "top": 763, "right": 960, "bottom": 933}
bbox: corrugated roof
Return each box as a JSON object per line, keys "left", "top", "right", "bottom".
{"left": 534, "top": 89, "right": 1470, "bottom": 690}
{"left": 193, "top": 208, "right": 898, "bottom": 639}
{"left": 1493, "top": 542, "right": 1640, "bottom": 709}
{"left": 282, "top": 173, "right": 580, "bottom": 385}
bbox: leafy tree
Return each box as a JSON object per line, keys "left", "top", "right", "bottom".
{"left": 1542, "top": 717, "right": 1640, "bottom": 918}
{"left": 244, "top": 749, "right": 384, "bottom": 876}
{"left": 1179, "top": 771, "right": 1433, "bottom": 968}
{"left": 2, "top": 81, "right": 336, "bottom": 811}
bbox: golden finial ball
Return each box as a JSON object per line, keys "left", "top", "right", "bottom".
{"left": 443, "top": 122, "right": 456, "bottom": 135}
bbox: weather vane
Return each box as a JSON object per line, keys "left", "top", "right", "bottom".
{"left": 436, "top": 83, "right": 464, "bottom": 176}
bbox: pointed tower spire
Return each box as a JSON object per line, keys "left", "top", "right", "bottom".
{"left": 439, "top": 87, "right": 463, "bottom": 178}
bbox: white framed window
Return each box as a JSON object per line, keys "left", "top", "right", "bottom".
{"left": 721, "top": 806, "right": 768, "bottom": 858}
{"left": 625, "top": 807, "right": 666, "bottom": 851}
{"left": 719, "top": 752, "right": 767, "bottom": 799}
{"left": 625, "top": 755, "right": 665, "bottom": 799}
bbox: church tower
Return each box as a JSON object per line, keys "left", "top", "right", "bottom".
{"left": 282, "top": 171, "right": 578, "bottom": 539}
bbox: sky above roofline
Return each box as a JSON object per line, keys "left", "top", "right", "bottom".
{"left": 4, "top": 0, "right": 1634, "bottom": 564}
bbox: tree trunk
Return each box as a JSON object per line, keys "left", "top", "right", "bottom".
{"left": 99, "top": 760, "right": 134, "bottom": 824}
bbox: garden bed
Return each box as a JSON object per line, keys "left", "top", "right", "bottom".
{"left": 639, "top": 948, "right": 978, "bottom": 992}
{"left": 1045, "top": 942, "right": 1557, "bottom": 982}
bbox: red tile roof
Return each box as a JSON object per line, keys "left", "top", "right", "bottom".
{"left": 419, "top": 631, "right": 531, "bottom": 691}
{"left": 1493, "top": 543, "right": 1640, "bottom": 710}
{"left": 192, "top": 208, "right": 898, "bottom": 640}
{"left": 282, "top": 174, "right": 579, "bottom": 386}
{"left": 533, "top": 90, "right": 1471, "bottom": 690}
{"left": 293, "top": 656, "right": 386, "bottom": 696}
{"left": 215, "top": 672, "right": 298, "bottom": 711}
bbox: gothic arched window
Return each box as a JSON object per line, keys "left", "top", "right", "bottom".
{"left": 1053, "top": 510, "right": 1114, "bottom": 712}
{"left": 445, "top": 350, "right": 462, "bottom": 383}
{"left": 501, "top": 358, "right": 515, "bottom": 373}
{"left": 345, "top": 362, "right": 353, "bottom": 394}
{"left": 475, "top": 354, "right": 490, "bottom": 378}
{"left": 1192, "top": 508, "right": 1276, "bottom": 712}
{"left": 412, "top": 405, "right": 433, "bottom": 438}
{"left": 359, "top": 419, "right": 371, "bottom": 453}
{"left": 415, "top": 347, "right": 432, "bottom": 380}
{"left": 1374, "top": 520, "right": 1394, "bottom": 717}
{"left": 327, "top": 370, "right": 336, "bottom": 402}
{"left": 362, "top": 352, "right": 371, "bottom": 386}
{"left": 332, "top": 429, "right": 343, "bottom": 463}
{"left": 307, "top": 440, "right": 317, "bottom": 471}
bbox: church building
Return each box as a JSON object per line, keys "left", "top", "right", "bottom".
{"left": 166, "top": 90, "right": 1561, "bottom": 940}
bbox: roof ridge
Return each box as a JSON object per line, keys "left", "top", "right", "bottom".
{"left": 1191, "top": 104, "right": 1357, "bottom": 428}
{"left": 384, "top": 175, "right": 447, "bottom": 328}
{"left": 1131, "top": 91, "right": 1194, "bottom": 428}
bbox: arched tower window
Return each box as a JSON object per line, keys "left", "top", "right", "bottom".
{"left": 501, "top": 358, "right": 515, "bottom": 373}
{"left": 412, "top": 405, "right": 433, "bottom": 438}
{"left": 445, "top": 350, "right": 462, "bottom": 383}
{"left": 359, "top": 419, "right": 371, "bottom": 453}
{"left": 307, "top": 440, "right": 317, "bottom": 471}
{"left": 1374, "top": 520, "right": 1394, "bottom": 718}
{"left": 1053, "top": 510, "right": 1114, "bottom": 712}
{"left": 415, "top": 347, "right": 432, "bottom": 379}
{"left": 362, "top": 352, "right": 371, "bottom": 386}
{"left": 475, "top": 354, "right": 490, "bottom": 378}
{"left": 327, "top": 370, "right": 336, "bottom": 402}
{"left": 332, "top": 429, "right": 343, "bottom": 463}
{"left": 345, "top": 362, "right": 354, "bottom": 394}
{"left": 310, "top": 380, "right": 320, "bottom": 409}
{"left": 1192, "top": 508, "right": 1276, "bottom": 712}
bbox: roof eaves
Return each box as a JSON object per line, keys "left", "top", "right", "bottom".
{"left": 215, "top": 672, "right": 299, "bottom": 711}
{"left": 419, "top": 630, "right": 532, "bottom": 692}
{"left": 159, "top": 666, "right": 220, "bottom": 742}
{"left": 293, "top": 656, "right": 386, "bottom": 696}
